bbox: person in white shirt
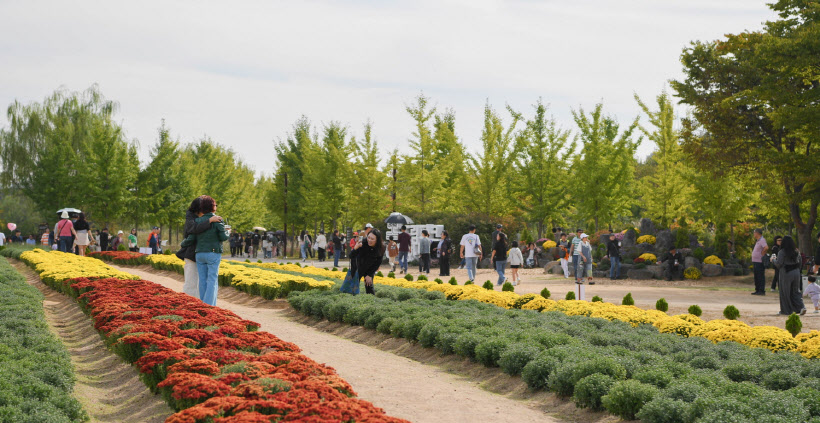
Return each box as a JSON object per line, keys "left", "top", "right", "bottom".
{"left": 805, "top": 276, "right": 820, "bottom": 313}
{"left": 508, "top": 241, "right": 524, "bottom": 286}
{"left": 459, "top": 224, "right": 481, "bottom": 283}
{"left": 0, "top": 231, "right": 5, "bottom": 246}
{"left": 316, "top": 231, "right": 328, "bottom": 262}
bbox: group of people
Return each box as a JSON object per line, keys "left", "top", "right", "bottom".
{"left": 45, "top": 212, "right": 151, "bottom": 256}
{"left": 229, "top": 230, "right": 281, "bottom": 259}
{"left": 752, "top": 230, "right": 820, "bottom": 316}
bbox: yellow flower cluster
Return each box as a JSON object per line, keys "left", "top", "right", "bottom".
{"left": 20, "top": 249, "right": 138, "bottom": 288}
{"left": 542, "top": 240, "right": 557, "bottom": 250}
{"left": 704, "top": 255, "right": 724, "bottom": 266}
{"left": 144, "top": 256, "right": 334, "bottom": 299}
{"left": 637, "top": 235, "right": 656, "bottom": 245}
{"left": 796, "top": 332, "right": 820, "bottom": 359}
{"left": 638, "top": 253, "right": 657, "bottom": 262}
{"left": 684, "top": 267, "right": 702, "bottom": 280}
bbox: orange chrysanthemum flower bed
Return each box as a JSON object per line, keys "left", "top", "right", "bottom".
{"left": 68, "top": 276, "right": 408, "bottom": 423}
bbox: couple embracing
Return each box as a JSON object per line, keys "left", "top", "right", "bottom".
{"left": 176, "top": 195, "right": 228, "bottom": 306}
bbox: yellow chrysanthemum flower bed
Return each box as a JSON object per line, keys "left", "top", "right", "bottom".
{"left": 636, "top": 235, "right": 656, "bottom": 244}
{"left": 542, "top": 240, "right": 557, "bottom": 250}
{"left": 20, "top": 249, "right": 138, "bottom": 290}
{"left": 142, "top": 256, "right": 334, "bottom": 299}
{"left": 638, "top": 253, "right": 657, "bottom": 263}
{"left": 684, "top": 267, "right": 702, "bottom": 280}
{"left": 704, "top": 255, "right": 724, "bottom": 266}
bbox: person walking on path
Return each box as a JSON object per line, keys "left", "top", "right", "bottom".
{"left": 751, "top": 229, "right": 769, "bottom": 295}
{"left": 73, "top": 213, "right": 91, "bottom": 256}
{"left": 99, "top": 228, "right": 109, "bottom": 252}
{"left": 299, "top": 230, "right": 309, "bottom": 261}
{"left": 180, "top": 195, "right": 228, "bottom": 306}
{"left": 128, "top": 228, "right": 139, "bottom": 252}
{"left": 578, "top": 234, "right": 594, "bottom": 285}
{"left": 177, "top": 197, "right": 223, "bottom": 299}
{"left": 348, "top": 229, "right": 385, "bottom": 295}
{"left": 397, "top": 225, "right": 411, "bottom": 274}
{"left": 316, "top": 231, "right": 327, "bottom": 262}
{"left": 774, "top": 235, "right": 806, "bottom": 316}
{"left": 770, "top": 236, "right": 783, "bottom": 292}
{"left": 491, "top": 232, "right": 508, "bottom": 286}
{"left": 459, "top": 225, "right": 481, "bottom": 283}
{"left": 558, "top": 233, "right": 570, "bottom": 278}
{"left": 251, "top": 230, "right": 261, "bottom": 258}
{"left": 805, "top": 276, "right": 820, "bottom": 313}
{"left": 332, "top": 230, "right": 344, "bottom": 267}
{"left": 491, "top": 224, "right": 502, "bottom": 250}
{"left": 570, "top": 229, "right": 583, "bottom": 279}
{"left": 437, "top": 231, "right": 452, "bottom": 277}
{"left": 229, "top": 232, "right": 238, "bottom": 257}
{"left": 606, "top": 232, "right": 621, "bottom": 280}
{"left": 387, "top": 236, "right": 399, "bottom": 272}
{"left": 148, "top": 227, "right": 160, "bottom": 255}
{"left": 418, "top": 230, "right": 431, "bottom": 274}
{"left": 813, "top": 233, "right": 820, "bottom": 275}
{"left": 508, "top": 240, "right": 523, "bottom": 286}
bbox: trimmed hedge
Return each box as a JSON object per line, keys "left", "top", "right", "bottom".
{"left": 0, "top": 256, "right": 87, "bottom": 422}
{"left": 289, "top": 286, "right": 820, "bottom": 421}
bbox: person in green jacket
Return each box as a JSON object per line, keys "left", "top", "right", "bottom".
{"left": 180, "top": 195, "right": 228, "bottom": 306}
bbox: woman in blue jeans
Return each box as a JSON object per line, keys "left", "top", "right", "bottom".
{"left": 490, "top": 232, "right": 508, "bottom": 286}
{"left": 180, "top": 195, "right": 228, "bottom": 306}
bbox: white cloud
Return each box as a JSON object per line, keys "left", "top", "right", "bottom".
{"left": 0, "top": 0, "right": 776, "bottom": 174}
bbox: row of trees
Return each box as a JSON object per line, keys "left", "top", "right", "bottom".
{"left": 0, "top": 86, "right": 273, "bottom": 240}
{"left": 0, "top": 0, "right": 816, "bottom": 253}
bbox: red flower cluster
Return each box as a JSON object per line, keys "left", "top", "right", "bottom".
{"left": 65, "top": 276, "right": 408, "bottom": 423}
{"left": 633, "top": 257, "right": 646, "bottom": 264}
{"left": 88, "top": 250, "right": 148, "bottom": 265}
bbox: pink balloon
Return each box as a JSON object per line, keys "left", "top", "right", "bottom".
{"left": 6, "top": 223, "right": 16, "bottom": 231}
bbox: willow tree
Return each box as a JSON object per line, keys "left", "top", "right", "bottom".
{"left": 0, "top": 85, "right": 137, "bottom": 224}
{"left": 635, "top": 92, "right": 693, "bottom": 228}
{"left": 514, "top": 100, "right": 574, "bottom": 238}
{"left": 672, "top": 0, "right": 819, "bottom": 252}
{"left": 571, "top": 103, "right": 641, "bottom": 232}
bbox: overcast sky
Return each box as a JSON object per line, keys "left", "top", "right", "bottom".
{"left": 0, "top": 0, "right": 776, "bottom": 175}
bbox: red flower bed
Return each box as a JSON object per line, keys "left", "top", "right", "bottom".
{"left": 88, "top": 250, "right": 148, "bottom": 265}
{"left": 66, "top": 277, "right": 407, "bottom": 423}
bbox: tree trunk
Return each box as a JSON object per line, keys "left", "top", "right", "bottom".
{"left": 790, "top": 200, "right": 818, "bottom": 257}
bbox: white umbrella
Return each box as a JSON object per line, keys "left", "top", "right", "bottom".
{"left": 252, "top": 226, "right": 267, "bottom": 231}
{"left": 56, "top": 208, "right": 82, "bottom": 218}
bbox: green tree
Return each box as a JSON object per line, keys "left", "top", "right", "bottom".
{"left": 469, "top": 103, "right": 523, "bottom": 219}
{"left": 671, "top": 0, "right": 819, "bottom": 252}
{"left": 429, "top": 110, "right": 469, "bottom": 215}
{"left": 571, "top": 103, "right": 641, "bottom": 232}
{"left": 635, "top": 92, "right": 693, "bottom": 228}
{"left": 350, "top": 122, "right": 390, "bottom": 226}
{"left": 513, "top": 100, "right": 574, "bottom": 238}
{"left": 139, "top": 121, "right": 190, "bottom": 235}
{"left": 271, "top": 117, "right": 316, "bottom": 250}
{"left": 0, "top": 86, "right": 137, "bottom": 223}
{"left": 401, "top": 94, "right": 439, "bottom": 219}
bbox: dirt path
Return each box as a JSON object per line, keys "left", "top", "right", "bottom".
{"left": 11, "top": 261, "right": 173, "bottom": 423}
{"left": 115, "top": 265, "right": 571, "bottom": 423}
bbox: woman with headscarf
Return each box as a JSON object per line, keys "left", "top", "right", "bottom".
{"left": 348, "top": 229, "right": 385, "bottom": 295}
{"left": 176, "top": 197, "right": 223, "bottom": 298}
{"left": 775, "top": 236, "right": 806, "bottom": 316}
{"left": 180, "top": 195, "right": 228, "bottom": 306}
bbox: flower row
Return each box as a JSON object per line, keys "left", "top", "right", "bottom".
{"left": 145, "top": 256, "right": 335, "bottom": 299}
{"left": 266, "top": 262, "right": 820, "bottom": 358}
{"left": 18, "top": 249, "right": 406, "bottom": 422}
{"left": 88, "top": 250, "right": 149, "bottom": 265}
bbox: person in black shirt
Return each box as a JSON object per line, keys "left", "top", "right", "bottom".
{"left": 349, "top": 229, "right": 384, "bottom": 295}
{"left": 658, "top": 247, "right": 684, "bottom": 281}
{"left": 332, "top": 230, "right": 345, "bottom": 267}
{"left": 99, "top": 228, "right": 110, "bottom": 251}
{"left": 491, "top": 232, "right": 508, "bottom": 286}
{"left": 606, "top": 232, "right": 621, "bottom": 280}
{"left": 438, "top": 230, "right": 452, "bottom": 277}
{"left": 770, "top": 236, "right": 783, "bottom": 291}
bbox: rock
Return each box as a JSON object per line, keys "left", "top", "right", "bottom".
{"left": 544, "top": 260, "right": 562, "bottom": 274}
{"left": 640, "top": 218, "right": 656, "bottom": 236}
{"left": 620, "top": 263, "right": 634, "bottom": 273}
{"left": 593, "top": 271, "right": 608, "bottom": 279}
{"left": 628, "top": 269, "right": 655, "bottom": 280}
{"left": 479, "top": 258, "right": 492, "bottom": 268}
{"left": 723, "top": 263, "right": 741, "bottom": 277}
{"left": 623, "top": 229, "right": 638, "bottom": 248}
{"left": 547, "top": 247, "right": 559, "bottom": 261}
{"left": 688, "top": 234, "right": 701, "bottom": 249}
{"left": 655, "top": 230, "right": 674, "bottom": 254}
{"left": 646, "top": 265, "right": 664, "bottom": 279}
{"left": 702, "top": 264, "right": 723, "bottom": 277}
{"left": 599, "top": 234, "right": 612, "bottom": 247}
{"left": 636, "top": 243, "right": 654, "bottom": 254}
{"left": 684, "top": 257, "right": 702, "bottom": 271}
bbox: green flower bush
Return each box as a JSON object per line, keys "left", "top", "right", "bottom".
{"left": 622, "top": 292, "right": 635, "bottom": 306}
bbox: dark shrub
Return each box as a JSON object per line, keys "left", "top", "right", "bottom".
{"left": 602, "top": 380, "right": 658, "bottom": 420}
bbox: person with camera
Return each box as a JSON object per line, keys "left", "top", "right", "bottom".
{"left": 348, "top": 229, "right": 385, "bottom": 295}
{"left": 658, "top": 246, "right": 684, "bottom": 281}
